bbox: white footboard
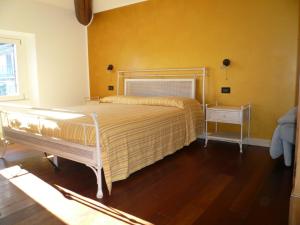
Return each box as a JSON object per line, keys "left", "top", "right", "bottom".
{"left": 0, "top": 107, "right": 104, "bottom": 199}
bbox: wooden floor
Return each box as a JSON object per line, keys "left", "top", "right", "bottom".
{"left": 0, "top": 140, "right": 293, "bottom": 225}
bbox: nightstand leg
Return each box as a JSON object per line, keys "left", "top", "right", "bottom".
{"left": 204, "top": 115, "right": 208, "bottom": 148}
{"left": 240, "top": 119, "right": 243, "bottom": 154}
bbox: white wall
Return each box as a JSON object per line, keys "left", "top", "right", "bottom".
{"left": 0, "top": 0, "right": 89, "bottom": 107}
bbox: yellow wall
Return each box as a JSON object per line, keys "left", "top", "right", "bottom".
{"left": 88, "top": 0, "right": 298, "bottom": 139}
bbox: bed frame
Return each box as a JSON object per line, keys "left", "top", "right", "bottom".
{"left": 0, "top": 67, "right": 207, "bottom": 198}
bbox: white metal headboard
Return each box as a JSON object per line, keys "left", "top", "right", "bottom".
{"left": 117, "top": 67, "right": 207, "bottom": 108}
{"left": 124, "top": 79, "right": 196, "bottom": 99}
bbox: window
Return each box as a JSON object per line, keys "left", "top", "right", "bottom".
{"left": 0, "top": 38, "right": 22, "bottom": 100}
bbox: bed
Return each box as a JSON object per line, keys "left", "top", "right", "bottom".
{"left": 0, "top": 68, "right": 207, "bottom": 198}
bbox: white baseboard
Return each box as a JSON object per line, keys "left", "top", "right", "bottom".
{"left": 245, "top": 138, "right": 271, "bottom": 147}
{"left": 198, "top": 135, "right": 271, "bottom": 148}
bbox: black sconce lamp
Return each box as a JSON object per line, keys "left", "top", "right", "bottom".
{"left": 222, "top": 58, "right": 231, "bottom": 81}
{"left": 107, "top": 64, "right": 114, "bottom": 72}
{"left": 222, "top": 59, "right": 231, "bottom": 67}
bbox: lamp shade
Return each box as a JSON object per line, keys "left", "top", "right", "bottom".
{"left": 223, "top": 59, "right": 231, "bottom": 67}
{"left": 107, "top": 64, "right": 114, "bottom": 71}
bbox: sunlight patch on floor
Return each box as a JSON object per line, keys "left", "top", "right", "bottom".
{"left": 0, "top": 166, "right": 153, "bottom": 225}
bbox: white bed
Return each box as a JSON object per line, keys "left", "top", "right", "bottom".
{"left": 0, "top": 67, "right": 207, "bottom": 198}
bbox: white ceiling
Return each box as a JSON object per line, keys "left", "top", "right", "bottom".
{"left": 94, "top": 0, "right": 146, "bottom": 12}
{"left": 33, "top": 0, "right": 74, "bottom": 10}
{"left": 33, "top": 0, "right": 146, "bottom": 13}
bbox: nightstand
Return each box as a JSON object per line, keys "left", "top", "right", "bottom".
{"left": 84, "top": 97, "right": 100, "bottom": 104}
{"left": 204, "top": 104, "right": 251, "bottom": 153}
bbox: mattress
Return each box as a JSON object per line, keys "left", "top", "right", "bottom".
{"left": 4, "top": 96, "right": 204, "bottom": 193}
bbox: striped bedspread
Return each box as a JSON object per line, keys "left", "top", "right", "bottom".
{"left": 5, "top": 96, "right": 204, "bottom": 193}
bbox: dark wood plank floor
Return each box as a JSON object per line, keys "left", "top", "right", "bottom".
{"left": 0, "top": 140, "right": 293, "bottom": 225}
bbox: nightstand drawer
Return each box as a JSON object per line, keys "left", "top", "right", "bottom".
{"left": 206, "top": 110, "right": 241, "bottom": 124}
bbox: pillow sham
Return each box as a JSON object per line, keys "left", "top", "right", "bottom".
{"left": 100, "top": 95, "right": 198, "bottom": 109}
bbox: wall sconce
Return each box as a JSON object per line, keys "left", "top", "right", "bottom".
{"left": 222, "top": 58, "right": 231, "bottom": 81}
{"left": 107, "top": 64, "right": 114, "bottom": 72}
{"left": 222, "top": 59, "right": 231, "bottom": 68}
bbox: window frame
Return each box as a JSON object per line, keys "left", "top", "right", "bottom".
{"left": 0, "top": 37, "right": 24, "bottom": 101}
